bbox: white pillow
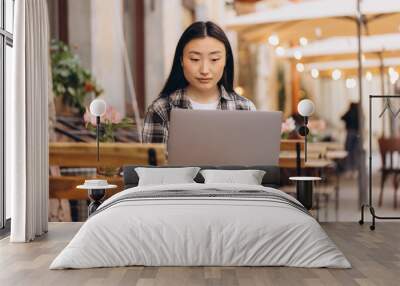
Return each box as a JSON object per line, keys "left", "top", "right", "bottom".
{"left": 135, "top": 167, "right": 201, "bottom": 186}
{"left": 200, "top": 169, "right": 266, "bottom": 185}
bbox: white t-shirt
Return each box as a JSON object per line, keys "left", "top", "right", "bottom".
{"left": 189, "top": 98, "right": 219, "bottom": 110}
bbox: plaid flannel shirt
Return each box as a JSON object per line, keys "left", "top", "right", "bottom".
{"left": 142, "top": 85, "right": 256, "bottom": 143}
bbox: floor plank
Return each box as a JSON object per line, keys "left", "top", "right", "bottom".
{"left": 0, "top": 222, "right": 399, "bottom": 286}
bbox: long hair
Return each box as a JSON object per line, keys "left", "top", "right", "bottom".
{"left": 160, "top": 21, "right": 235, "bottom": 97}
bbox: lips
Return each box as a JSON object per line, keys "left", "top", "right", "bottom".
{"left": 197, "top": 78, "right": 212, "bottom": 83}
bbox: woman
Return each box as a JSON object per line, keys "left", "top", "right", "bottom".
{"left": 142, "top": 21, "right": 256, "bottom": 144}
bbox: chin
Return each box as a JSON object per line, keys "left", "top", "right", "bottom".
{"left": 192, "top": 83, "right": 216, "bottom": 92}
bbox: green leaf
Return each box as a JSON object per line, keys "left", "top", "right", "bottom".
{"left": 67, "top": 87, "right": 75, "bottom": 95}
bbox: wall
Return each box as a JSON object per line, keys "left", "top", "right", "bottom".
{"left": 90, "top": 0, "right": 126, "bottom": 115}
{"left": 68, "top": 0, "right": 91, "bottom": 70}
{"left": 144, "top": 0, "right": 183, "bottom": 108}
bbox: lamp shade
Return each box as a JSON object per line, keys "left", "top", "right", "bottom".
{"left": 297, "top": 99, "right": 315, "bottom": 117}
{"left": 89, "top": 99, "right": 107, "bottom": 117}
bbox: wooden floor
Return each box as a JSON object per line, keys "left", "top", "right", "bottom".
{"left": 1, "top": 223, "right": 400, "bottom": 286}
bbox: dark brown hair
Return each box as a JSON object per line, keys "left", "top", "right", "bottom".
{"left": 160, "top": 21, "right": 234, "bottom": 97}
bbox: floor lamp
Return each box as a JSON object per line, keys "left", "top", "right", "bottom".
{"left": 77, "top": 99, "right": 116, "bottom": 216}
{"left": 89, "top": 99, "right": 107, "bottom": 162}
{"left": 297, "top": 99, "right": 315, "bottom": 162}
{"left": 290, "top": 99, "right": 319, "bottom": 210}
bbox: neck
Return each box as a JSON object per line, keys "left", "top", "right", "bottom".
{"left": 186, "top": 85, "right": 220, "bottom": 103}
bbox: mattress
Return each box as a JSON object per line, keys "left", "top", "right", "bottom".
{"left": 50, "top": 183, "right": 351, "bottom": 269}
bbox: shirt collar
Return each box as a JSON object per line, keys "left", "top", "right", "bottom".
{"left": 169, "top": 85, "right": 233, "bottom": 108}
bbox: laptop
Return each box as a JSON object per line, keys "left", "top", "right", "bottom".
{"left": 167, "top": 109, "right": 282, "bottom": 166}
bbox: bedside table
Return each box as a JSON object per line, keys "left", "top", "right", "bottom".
{"left": 77, "top": 180, "right": 117, "bottom": 216}
{"left": 289, "top": 176, "right": 322, "bottom": 210}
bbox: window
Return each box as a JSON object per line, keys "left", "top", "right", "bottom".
{"left": 1, "top": 0, "right": 14, "bottom": 232}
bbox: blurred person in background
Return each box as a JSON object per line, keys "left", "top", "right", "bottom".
{"left": 142, "top": 21, "right": 256, "bottom": 144}
{"left": 341, "top": 102, "right": 360, "bottom": 178}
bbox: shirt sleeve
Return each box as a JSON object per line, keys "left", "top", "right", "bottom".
{"left": 141, "top": 107, "right": 168, "bottom": 144}
{"left": 249, "top": 100, "right": 257, "bottom": 111}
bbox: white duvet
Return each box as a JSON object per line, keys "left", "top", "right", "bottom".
{"left": 50, "top": 183, "right": 351, "bottom": 269}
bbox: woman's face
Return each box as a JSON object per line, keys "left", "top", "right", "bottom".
{"left": 182, "top": 36, "right": 226, "bottom": 92}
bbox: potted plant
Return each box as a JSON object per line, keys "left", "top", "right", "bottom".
{"left": 51, "top": 40, "right": 103, "bottom": 116}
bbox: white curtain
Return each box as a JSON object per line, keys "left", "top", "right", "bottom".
{"left": 7, "top": 0, "right": 50, "bottom": 242}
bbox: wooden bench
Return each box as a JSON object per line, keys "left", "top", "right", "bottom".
{"left": 49, "top": 142, "right": 166, "bottom": 200}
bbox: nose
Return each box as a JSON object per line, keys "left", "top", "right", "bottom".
{"left": 200, "top": 60, "right": 210, "bottom": 76}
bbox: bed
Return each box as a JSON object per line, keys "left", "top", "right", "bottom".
{"left": 50, "top": 165, "right": 351, "bottom": 269}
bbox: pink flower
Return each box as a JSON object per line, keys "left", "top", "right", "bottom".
{"left": 281, "top": 117, "right": 296, "bottom": 133}
{"left": 103, "top": 106, "right": 122, "bottom": 124}
{"left": 83, "top": 108, "right": 97, "bottom": 125}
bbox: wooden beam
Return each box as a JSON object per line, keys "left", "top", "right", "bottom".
{"left": 132, "top": 0, "right": 145, "bottom": 117}
{"left": 291, "top": 59, "right": 300, "bottom": 114}
{"left": 58, "top": 0, "right": 69, "bottom": 43}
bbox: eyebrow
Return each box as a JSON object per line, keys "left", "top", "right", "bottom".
{"left": 188, "top": 51, "right": 223, "bottom": 55}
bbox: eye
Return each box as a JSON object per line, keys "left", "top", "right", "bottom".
{"left": 190, "top": 58, "right": 200, "bottom": 62}
{"left": 211, "top": 58, "right": 221, "bottom": 62}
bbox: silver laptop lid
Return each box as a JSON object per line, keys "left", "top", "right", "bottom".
{"left": 167, "top": 109, "right": 282, "bottom": 166}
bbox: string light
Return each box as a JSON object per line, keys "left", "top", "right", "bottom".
{"left": 311, "top": 68, "right": 319, "bottom": 79}
{"left": 365, "top": 71, "right": 373, "bottom": 81}
{"left": 296, "top": 63, "right": 305, "bottom": 73}
{"left": 275, "top": 46, "right": 285, "bottom": 56}
{"left": 332, "top": 69, "right": 342, "bottom": 80}
{"left": 294, "top": 50, "right": 302, "bottom": 60}
{"left": 346, "top": 78, "right": 357, "bottom": 89}
{"left": 268, "top": 34, "right": 280, "bottom": 46}
{"left": 299, "top": 37, "right": 308, "bottom": 46}
{"left": 388, "top": 67, "right": 399, "bottom": 84}
{"left": 390, "top": 71, "right": 399, "bottom": 84}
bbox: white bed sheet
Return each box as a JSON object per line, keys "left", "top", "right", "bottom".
{"left": 50, "top": 183, "right": 351, "bottom": 269}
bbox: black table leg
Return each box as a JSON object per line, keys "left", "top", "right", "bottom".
{"left": 88, "top": 189, "right": 106, "bottom": 216}
{"left": 296, "top": 181, "right": 314, "bottom": 210}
